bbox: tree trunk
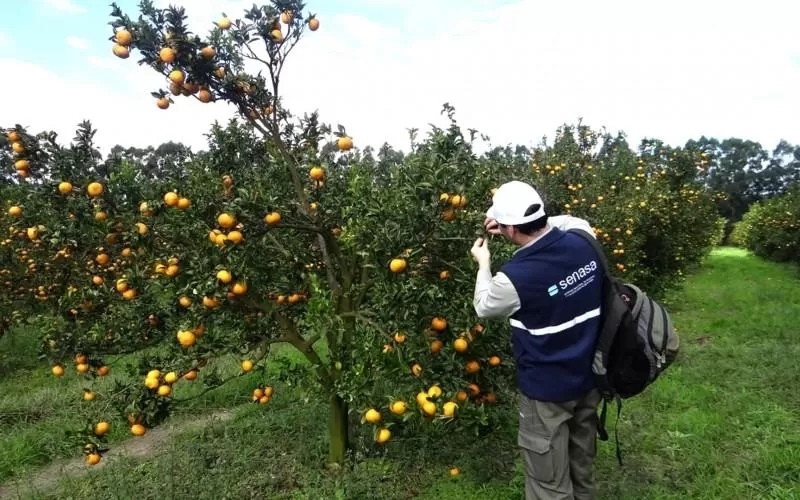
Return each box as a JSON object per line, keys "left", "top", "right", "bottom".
{"left": 327, "top": 393, "right": 349, "bottom": 467}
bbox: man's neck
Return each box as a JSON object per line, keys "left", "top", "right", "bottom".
{"left": 515, "top": 223, "right": 551, "bottom": 249}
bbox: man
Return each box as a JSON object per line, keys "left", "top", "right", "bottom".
{"left": 470, "top": 180, "right": 604, "bottom": 500}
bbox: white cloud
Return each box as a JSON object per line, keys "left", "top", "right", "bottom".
{"left": 38, "top": 0, "right": 86, "bottom": 14}
{"left": 4, "top": 0, "right": 800, "bottom": 157}
{"left": 66, "top": 36, "right": 90, "bottom": 50}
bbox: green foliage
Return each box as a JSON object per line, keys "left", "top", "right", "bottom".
{"left": 734, "top": 183, "right": 800, "bottom": 265}
{"left": 0, "top": 0, "right": 725, "bottom": 469}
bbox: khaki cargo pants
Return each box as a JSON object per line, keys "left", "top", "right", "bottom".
{"left": 518, "top": 388, "right": 601, "bottom": 500}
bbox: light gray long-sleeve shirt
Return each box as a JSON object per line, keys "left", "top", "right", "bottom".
{"left": 473, "top": 215, "right": 596, "bottom": 320}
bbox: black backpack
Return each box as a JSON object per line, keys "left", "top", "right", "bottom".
{"left": 569, "top": 229, "right": 680, "bottom": 465}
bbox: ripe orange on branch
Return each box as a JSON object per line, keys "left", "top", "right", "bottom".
{"left": 389, "top": 258, "right": 407, "bottom": 273}
{"left": 159, "top": 47, "right": 176, "bottom": 63}
{"left": 337, "top": 136, "right": 353, "bottom": 151}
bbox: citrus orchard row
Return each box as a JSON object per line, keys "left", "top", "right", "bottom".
{"left": 1, "top": 0, "right": 723, "bottom": 469}
{"left": 731, "top": 183, "right": 800, "bottom": 264}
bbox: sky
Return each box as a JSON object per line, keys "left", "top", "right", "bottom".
{"left": 1, "top": 0, "right": 799, "bottom": 156}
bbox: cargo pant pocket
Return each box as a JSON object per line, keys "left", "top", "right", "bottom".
{"left": 518, "top": 431, "right": 555, "bottom": 484}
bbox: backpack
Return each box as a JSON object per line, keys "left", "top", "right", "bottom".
{"left": 569, "top": 228, "right": 680, "bottom": 465}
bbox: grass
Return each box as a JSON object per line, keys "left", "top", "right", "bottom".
{"left": 1, "top": 247, "right": 799, "bottom": 499}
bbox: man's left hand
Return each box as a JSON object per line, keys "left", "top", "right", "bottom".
{"left": 470, "top": 237, "right": 491, "bottom": 267}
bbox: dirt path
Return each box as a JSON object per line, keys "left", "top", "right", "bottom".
{"left": 0, "top": 409, "right": 235, "bottom": 499}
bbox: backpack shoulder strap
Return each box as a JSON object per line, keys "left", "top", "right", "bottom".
{"left": 567, "top": 228, "right": 625, "bottom": 393}
{"left": 567, "top": 228, "right": 611, "bottom": 276}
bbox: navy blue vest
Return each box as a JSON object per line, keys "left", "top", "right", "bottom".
{"left": 500, "top": 228, "right": 604, "bottom": 402}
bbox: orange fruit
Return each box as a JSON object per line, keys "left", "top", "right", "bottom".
{"left": 168, "top": 69, "right": 185, "bottom": 84}
{"left": 112, "top": 44, "right": 129, "bottom": 58}
{"left": 427, "top": 385, "right": 443, "bottom": 398}
{"left": 227, "top": 231, "right": 243, "bottom": 244}
{"left": 456, "top": 391, "right": 468, "bottom": 402}
{"left": 218, "top": 213, "right": 236, "bottom": 228}
{"left": 375, "top": 427, "right": 391, "bottom": 444}
{"left": 431, "top": 317, "right": 447, "bottom": 331}
{"left": 157, "top": 98, "right": 170, "bottom": 110}
{"left": 76, "top": 363, "right": 90, "bottom": 373}
{"left": 309, "top": 166, "right": 324, "bottom": 181}
{"left": 144, "top": 377, "right": 159, "bottom": 389}
{"left": 115, "top": 29, "right": 132, "bottom": 45}
{"left": 87, "top": 182, "right": 104, "bottom": 197}
{"left": 271, "top": 29, "right": 283, "bottom": 42}
{"left": 390, "top": 401, "right": 407, "bottom": 415}
{"left": 203, "top": 296, "right": 219, "bottom": 309}
{"left": 122, "top": 289, "right": 137, "bottom": 300}
{"left": 95, "top": 211, "right": 107, "bottom": 222}
{"left": 217, "top": 16, "right": 232, "bottom": 29}
{"left": 443, "top": 401, "right": 458, "bottom": 417}
{"left": 241, "top": 359, "right": 253, "bottom": 372}
{"left": 15, "top": 160, "right": 29, "bottom": 170}
{"left": 280, "top": 10, "right": 293, "bottom": 23}
{"left": 177, "top": 330, "right": 196, "bottom": 348}
{"left": 159, "top": 47, "right": 176, "bottom": 63}
{"left": 430, "top": 340, "right": 443, "bottom": 353}
{"left": 8, "top": 206, "right": 22, "bottom": 217}
{"left": 453, "top": 338, "right": 468, "bottom": 353}
{"left": 393, "top": 332, "right": 406, "bottom": 343}
{"left": 198, "top": 89, "right": 212, "bottom": 103}
{"left": 439, "top": 270, "right": 449, "bottom": 280}
{"left": 136, "top": 222, "right": 148, "bottom": 235}
{"left": 85, "top": 453, "right": 102, "bottom": 465}
{"left": 488, "top": 355, "right": 501, "bottom": 367}
{"left": 94, "top": 421, "right": 110, "bottom": 435}
{"left": 411, "top": 363, "right": 422, "bottom": 377}
{"left": 308, "top": 18, "right": 320, "bottom": 31}
{"left": 163, "top": 192, "right": 179, "bottom": 206}
{"left": 389, "top": 258, "right": 407, "bottom": 273}
{"left": 200, "top": 46, "right": 216, "bottom": 59}
{"left": 337, "top": 136, "right": 353, "bottom": 151}
{"left": 364, "top": 408, "right": 381, "bottom": 424}
{"left": 52, "top": 365, "right": 64, "bottom": 377}
{"left": 75, "top": 354, "right": 88, "bottom": 364}
{"left": 97, "top": 366, "right": 110, "bottom": 376}
{"left": 157, "top": 385, "right": 172, "bottom": 397}
{"left": 7, "top": 131, "right": 20, "bottom": 142}
{"left": 183, "top": 369, "right": 198, "bottom": 381}
{"left": 465, "top": 360, "right": 480, "bottom": 374}
{"left": 58, "top": 182, "right": 73, "bottom": 194}
{"left": 232, "top": 282, "right": 248, "bottom": 295}
{"left": 179, "top": 296, "right": 192, "bottom": 308}
{"left": 422, "top": 401, "right": 437, "bottom": 416}
{"left": 11, "top": 142, "right": 24, "bottom": 154}
{"left": 131, "top": 424, "right": 146, "bottom": 436}
{"left": 264, "top": 212, "right": 281, "bottom": 225}
{"left": 449, "top": 467, "right": 460, "bottom": 477}
{"left": 216, "top": 269, "right": 232, "bottom": 283}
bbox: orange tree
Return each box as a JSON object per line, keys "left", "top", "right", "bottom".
{"left": 732, "top": 183, "right": 800, "bottom": 264}
{"left": 0, "top": 0, "right": 724, "bottom": 469}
